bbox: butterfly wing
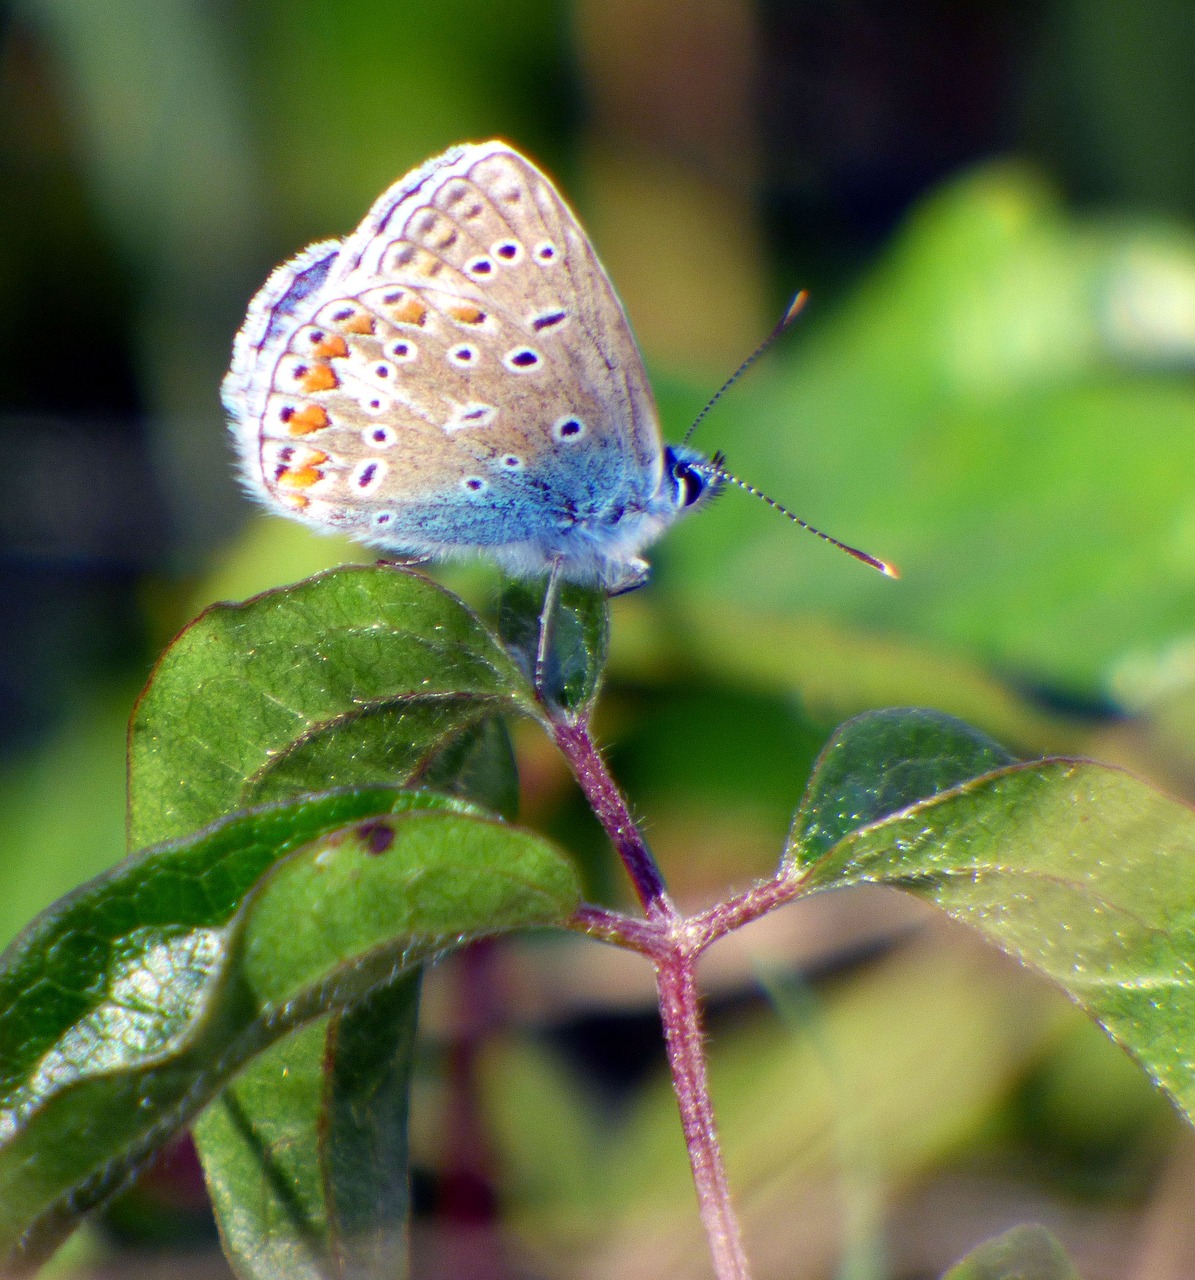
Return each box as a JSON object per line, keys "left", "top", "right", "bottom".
{"left": 224, "top": 142, "right": 665, "bottom": 572}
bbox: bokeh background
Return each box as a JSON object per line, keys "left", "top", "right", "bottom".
{"left": 4, "top": 1, "right": 1195, "bottom": 1277}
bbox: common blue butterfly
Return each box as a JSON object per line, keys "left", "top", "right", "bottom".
{"left": 224, "top": 140, "right": 896, "bottom": 592}
{"left": 223, "top": 140, "right": 722, "bottom": 595}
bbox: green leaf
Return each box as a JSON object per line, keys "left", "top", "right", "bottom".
{"left": 197, "top": 1021, "right": 330, "bottom": 1280}
{"left": 416, "top": 715, "right": 520, "bottom": 821}
{"left": 127, "top": 567, "right": 528, "bottom": 1275}
{"left": 197, "top": 971, "right": 421, "bottom": 1280}
{"left": 786, "top": 714, "right": 1195, "bottom": 1124}
{"left": 128, "top": 566, "right": 534, "bottom": 848}
{"left": 0, "top": 789, "right": 579, "bottom": 1266}
{"left": 942, "top": 1224, "right": 1081, "bottom": 1279}
{"left": 322, "top": 973, "right": 421, "bottom": 1278}
{"left": 197, "top": 708, "right": 518, "bottom": 1279}
{"left": 788, "top": 708, "right": 1016, "bottom": 868}
{"left": 497, "top": 577, "right": 609, "bottom": 717}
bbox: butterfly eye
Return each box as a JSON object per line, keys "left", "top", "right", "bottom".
{"left": 668, "top": 454, "right": 708, "bottom": 508}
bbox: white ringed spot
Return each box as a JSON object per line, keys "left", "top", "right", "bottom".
{"left": 351, "top": 459, "right": 388, "bottom": 494}
{"left": 447, "top": 343, "right": 479, "bottom": 367}
{"left": 492, "top": 239, "right": 523, "bottom": 264}
{"left": 552, "top": 415, "right": 585, "bottom": 442}
{"left": 445, "top": 403, "right": 496, "bottom": 432}
{"left": 504, "top": 347, "right": 542, "bottom": 372}
{"left": 364, "top": 425, "right": 398, "bottom": 449}
{"left": 531, "top": 308, "right": 569, "bottom": 333}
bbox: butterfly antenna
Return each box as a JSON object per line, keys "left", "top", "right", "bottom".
{"left": 702, "top": 456, "right": 900, "bottom": 578}
{"left": 681, "top": 290, "right": 810, "bottom": 447}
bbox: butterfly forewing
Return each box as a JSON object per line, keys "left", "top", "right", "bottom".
{"left": 233, "top": 142, "right": 663, "bottom": 551}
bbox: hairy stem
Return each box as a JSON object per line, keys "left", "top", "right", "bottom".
{"left": 657, "top": 950, "right": 752, "bottom": 1280}
{"left": 553, "top": 715, "right": 751, "bottom": 1279}
{"left": 552, "top": 718, "right": 674, "bottom": 920}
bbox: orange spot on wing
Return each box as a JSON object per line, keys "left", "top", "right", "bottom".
{"left": 449, "top": 303, "right": 486, "bottom": 324}
{"left": 287, "top": 404, "right": 330, "bottom": 435}
{"left": 390, "top": 295, "right": 427, "bottom": 326}
{"left": 299, "top": 363, "right": 339, "bottom": 393}
{"left": 280, "top": 493, "right": 311, "bottom": 510}
{"left": 310, "top": 333, "right": 348, "bottom": 358}
{"left": 341, "top": 312, "right": 375, "bottom": 335}
{"left": 277, "top": 465, "right": 324, "bottom": 489}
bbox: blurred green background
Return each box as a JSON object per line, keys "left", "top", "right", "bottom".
{"left": 3, "top": 1, "right": 1195, "bottom": 1277}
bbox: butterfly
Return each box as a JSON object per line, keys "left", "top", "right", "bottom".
{"left": 222, "top": 140, "right": 722, "bottom": 595}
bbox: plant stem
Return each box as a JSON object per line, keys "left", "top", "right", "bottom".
{"left": 689, "top": 875, "right": 803, "bottom": 950}
{"left": 657, "top": 948, "right": 752, "bottom": 1280}
{"left": 553, "top": 715, "right": 751, "bottom": 1279}
{"left": 551, "top": 718, "right": 674, "bottom": 920}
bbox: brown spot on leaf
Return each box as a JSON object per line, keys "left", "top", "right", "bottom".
{"left": 358, "top": 821, "right": 395, "bottom": 856}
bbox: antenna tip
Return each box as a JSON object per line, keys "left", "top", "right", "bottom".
{"left": 782, "top": 289, "right": 810, "bottom": 327}
{"left": 852, "top": 549, "right": 901, "bottom": 578}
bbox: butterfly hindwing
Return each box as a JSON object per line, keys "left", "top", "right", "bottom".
{"left": 225, "top": 141, "right": 713, "bottom": 587}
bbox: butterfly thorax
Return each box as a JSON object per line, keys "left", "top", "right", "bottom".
{"left": 472, "top": 441, "right": 719, "bottom": 592}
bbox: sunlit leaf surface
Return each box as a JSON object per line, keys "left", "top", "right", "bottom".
{"left": 788, "top": 710, "right": 1195, "bottom": 1122}
{"left": 0, "top": 789, "right": 578, "bottom": 1264}
{"left": 128, "top": 565, "right": 534, "bottom": 848}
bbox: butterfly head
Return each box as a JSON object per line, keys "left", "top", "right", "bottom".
{"left": 663, "top": 444, "right": 724, "bottom": 513}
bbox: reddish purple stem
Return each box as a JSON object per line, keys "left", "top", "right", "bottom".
{"left": 551, "top": 719, "right": 674, "bottom": 920}
{"left": 656, "top": 955, "right": 752, "bottom": 1279}
{"left": 552, "top": 714, "right": 756, "bottom": 1280}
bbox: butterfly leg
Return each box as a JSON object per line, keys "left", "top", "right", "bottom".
{"left": 605, "top": 557, "right": 651, "bottom": 597}
{"left": 375, "top": 553, "right": 434, "bottom": 569}
{"left": 534, "top": 554, "right": 566, "bottom": 699}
